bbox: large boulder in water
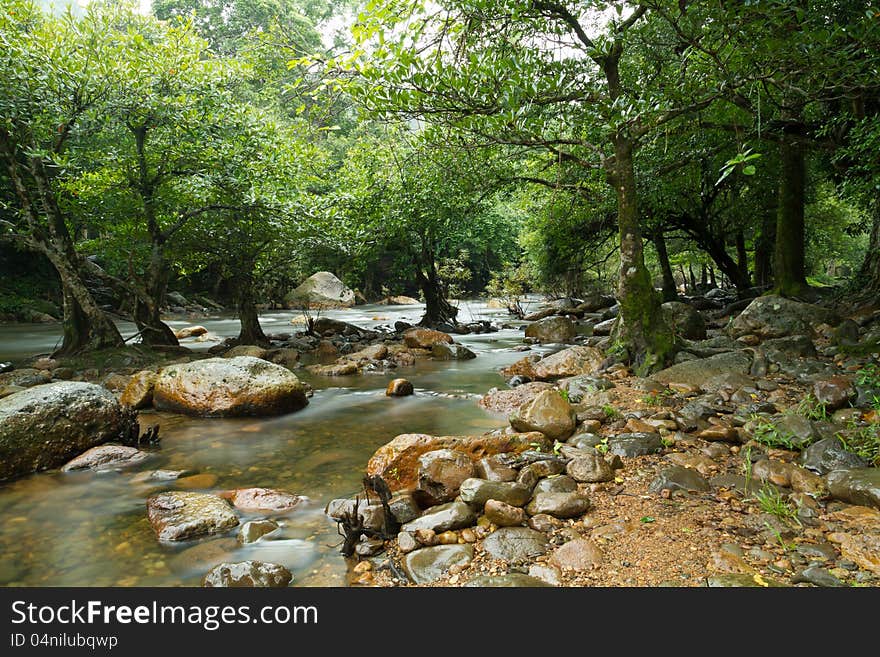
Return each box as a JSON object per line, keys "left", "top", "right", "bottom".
{"left": 728, "top": 295, "right": 841, "bottom": 339}
{"left": 153, "top": 356, "right": 308, "bottom": 417}
{"left": 662, "top": 301, "right": 707, "bottom": 340}
{"left": 524, "top": 316, "right": 576, "bottom": 344}
{"left": 283, "top": 271, "right": 355, "bottom": 309}
{"left": 533, "top": 346, "right": 605, "bottom": 380}
{"left": 0, "top": 382, "right": 134, "bottom": 481}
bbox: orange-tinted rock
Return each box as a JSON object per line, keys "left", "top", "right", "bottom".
{"left": 146, "top": 491, "right": 239, "bottom": 541}
{"left": 306, "top": 362, "right": 359, "bottom": 376}
{"left": 500, "top": 355, "right": 540, "bottom": 380}
{"left": 119, "top": 370, "right": 157, "bottom": 409}
{"left": 366, "top": 431, "right": 550, "bottom": 493}
{"left": 533, "top": 346, "right": 604, "bottom": 380}
{"left": 225, "top": 487, "right": 308, "bottom": 513}
{"left": 386, "top": 378, "right": 414, "bottom": 396}
{"left": 402, "top": 328, "right": 453, "bottom": 349}
{"left": 175, "top": 325, "right": 208, "bottom": 339}
{"left": 478, "top": 382, "right": 554, "bottom": 414}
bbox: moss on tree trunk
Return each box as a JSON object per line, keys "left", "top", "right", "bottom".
{"left": 773, "top": 134, "right": 809, "bottom": 297}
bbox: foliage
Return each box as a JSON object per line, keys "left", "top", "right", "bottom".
{"left": 749, "top": 416, "right": 797, "bottom": 451}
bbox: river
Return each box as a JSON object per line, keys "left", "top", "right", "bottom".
{"left": 0, "top": 297, "right": 556, "bottom": 586}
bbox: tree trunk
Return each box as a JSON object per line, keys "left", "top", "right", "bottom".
{"left": 651, "top": 231, "right": 678, "bottom": 302}
{"left": 417, "top": 264, "right": 458, "bottom": 328}
{"left": 688, "top": 264, "right": 697, "bottom": 292}
{"left": 700, "top": 263, "right": 708, "bottom": 288}
{"left": 52, "top": 256, "right": 124, "bottom": 355}
{"left": 236, "top": 274, "right": 269, "bottom": 345}
{"left": 709, "top": 265, "right": 717, "bottom": 288}
{"left": 754, "top": 211, "right": 775, "bottom": 288}
{"left": 609, "top": 138, "right": 674, "bottom": 371}
{"left": 773, "top": 132, "right": 810, "bottom": 297}
{"left": 735, "top": 230, "right": 751, "bottom": 288}
{"left": 857, "top": 201, "right": 880, "bottom": 295}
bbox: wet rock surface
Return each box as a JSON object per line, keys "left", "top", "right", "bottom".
{"left": 202, "top": 560, "right": 292, "bottom": 587}
{"left": 146, "top": 492, "right": 239, "bottom": 541}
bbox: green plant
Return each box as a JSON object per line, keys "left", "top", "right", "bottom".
{"left": 602, "top": 405, "right": 621, "bottom": 421}
{"left": 741, "top": 445, "right": 754, "bottom": 494}
{"left": 838, "top": 424, "right": 880, "bottom": 466}
{"left": 595, "top": 436, "right": 610, "bottom": 454}
{"left": 660, "top": 435, "right": 675, "bottom": 448}
{"left": 750, "top": 416, "right": 797, "bottom": 450}
{"left": 753, "top": 486, "right": 800, "bottom": 526}
{"left": 855, "top": 363, "right": 880, "bottom": 388}
{"left": 796, "top": 393, "right": 828, "bottom": 421}
{"left": 558, "top": 388, "right": 570, "bottom": 403}
{"left": 764, "top": 522, "right": 798, "bottom": 552}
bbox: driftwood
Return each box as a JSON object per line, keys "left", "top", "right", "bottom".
{"left": 118, "top": 407, "right": 160, "bottom": 448}
{"left": 334, "top": 475, "right": 400, "bottom": 557}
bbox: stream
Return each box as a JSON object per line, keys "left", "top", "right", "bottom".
{"left": 0, "top": 297, "right": 556, "bottom": 586}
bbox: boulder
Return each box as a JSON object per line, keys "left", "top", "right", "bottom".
{"left": 401, "top": 501, "right": 477, "bottom": 533}
{"left": 812, "top": 377, "right": 854, "bottom": 410}
{"left": 500, "top": 355, "right": 540, "bottom": 380}
{"left": 0, "top": 382, "right": 133, "bottom": 481}
{"left": 533, "top": 346, "right": 605, "bottom": 380}
{"left": 119, "top": 370, "right": 157, "bottom": 409}
{"left": 306, "top": 362, "right": 359, "bottom": 377}
{"left": 799, "top": 437, "right": 868, "bottom": 475}
{"left": 223, "top": 345, "right": 268, "bottom": 359}
{"left": 525, "top": 491, "right": 590, "bottom": 518}
{"left": 728, "top": 295, "right": 840, "bottom": 339}
{"left": 283, "top": 271, "right": 355, "bottom": 309}
{"left": 651, "top": 351, "right": 751, "bottom": 388}
{"left": 174, "top": 325, "right": 208, "bottom": 339}
{"left": 202, "top": 561, "right": 291, "bottom": 587}
{"left": 386, "top": 378, "right": 414, "bottom": 397}
{"left": 417, "top": 449, "right": 476, "bottom": 504}
{"left": 550, "top": 538, "right": 603, "bottom": 571}
{"left": 648, "top": 466, "right": 711, "bottom": 494}
{"left": 366, "top": 431, "right": 549, "bottom": 492}
{"left": 478, "top": 382, "right": 554, "bottom": 414}
{"left": 509, "top": 389, "right": 576, "bottom": 440}
{"left": 607, "top": 433, "right": 663, "bottom": 457}
{"left": 484, "top": 500, "right": 527, "bottom": 527}
{"left": 0, "top": 368, "right": 51, "bottom": 388}
{"left": 153, "top": 357, "right": 308, "bottom": 417}
{"left": 458, "top": 478, "right": 532, "bottom": 508}
{"left": 402, "top": 545, "right": 474, "bottom": 584}
{"left": 403, "top": 328, "right": 453, "bottom": 349}
{"left": 431, "top": 343, "right": 477, "bottom": 360}
{"left": 566, "top": 454, "right": 614, "bottom": 483}
{"left": 524, "top": 316, "right": 576, "bottom": 344}
{"left": 61, "top": 444, "right": 150, "bottom": 472}
{"left": 482, "top": 527, "right": 549, "bottom": 562}
{"left": 226, "top": 487, "right": 307, "bottom": 513}
{"left": 662, "top": 301, "right": 707, "bottom": 340}
{"left": 826, "top": 469, "right": 880, "bottom": 510}
{"left": 146, "top": 492, "right": 239, "bottom": 541}
{"left": 376, "top": 295, "right": 421, "bottom": 305}
{"left": 238, "top": 519, "right": 280, "bottom": 544}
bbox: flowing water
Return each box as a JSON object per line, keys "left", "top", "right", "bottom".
{"left": 0, "top": 298, "right": 556, "bottom": 587}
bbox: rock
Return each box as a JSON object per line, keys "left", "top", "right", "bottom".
{"left": 402, "top": 328, "right": 453, "bottom": 349}
{"left": 792, "top": 566, "right": 845, "bottom": 587}
{"left": 608, "top": 433, "right": 663, "bottom": 457}
{"left": 397, "top": 532, "right": 419, "bottom": 553}
{"left": 119, "top": 370, "right": 157, "bottom": 409}
{"left": 367, "top": 431, "right": 549, "bottom": 492}
{"left": 267, "top": 348, "right": 301, "bottom": 369}
{"left": 459, "top": 478, "right": 532, "bottom": 507}
{"left": 376, "top": 295, "right": 421, "bottom": 305}
{"left": 698, "top": 426, "right": 739, "bottom": 442}
{"left": 566, "top": 454, "right": 614, "bottom": 483}
{"left": 402, "top": 545, "right": 474, "bottom": 584}
{"left": 799, "top": 437, "right": 868, "bottom": 475}
{"left": 153, "top": 357, "right": 308, "bottom": 417}
{"left": 476, "top": 455, "right": 518, "bottom": 482}
{"left": 238, "top": 519, "right": 280, "bottom": 544}
{"left": 651, "top": 351, "right": 752, "bottom": 388}
{"left": 386, "top": 378, "right": 414, "bottom": 397}
{"left": 533, "top": 346, "right": 605, "bottom": 380}
{"left": 306, "top": 362, "right": 359, "bottom": 376}
{"left": 833, "top": 319, "right": 861, "bottom": 345}
{"left": 525, "top": 491, "right": 591, "bottom": 518}
{"left": 832, "top": 408, "right": 862, "bottom": 425}
{"left": 706, "top": 574, "right": 785, "bottom": 587}
{"left": 355, "top": 537, "right": 385, "bottom": 557}
{"left": 517, "top": 459, "right": 566, "bottom": 487}
{"left": 484, "top": 499, "right": 526, "bottom": 526}
{"left": 666, "top": 452, "right": 719, "bottom": 477}
{"left": 61, "top": 444, "right": 150, "bottom": 472}
{"left": 0, "top": 382, "right": 133, "bottom": 481}
{"left": 146, "top": 492, "right": 239, "bottom": 541}
{"left": 464, "top": 574, "right": 551, "bottom": 587}
{"left": 648, "top": 466, "right": 710, "bottom": 494}
{"left": 826, "top": 469, "right": 880, "bottom": 510}
{"left": 416, "top": 449, "right": 476, "bottom": 504}
{"left": 533, "top": 475, "right": 578, "bottom": 494}
{"left": 223, "top": 345, "right": 268, "bottom": 359}
{"left": 175, "top": 325, "right": 208, "bottom": 339}
{"left": 431, "top": 343, "right": 476, "bottom": 360}
{"left": 202, "top": 561, "right": 291, "bottom": 587}
{"left": 283, "top": 271, "right": 355, "bottom": 309}
{"left": 592, "top": 318, "right": 616, "bottom": 336}
{"left": 227, "top": 488, "right": 307, "bottom": 513}
{"left": 789, "top": 466, "right": 829, "bottom": 496}
{"left": 176, "top": 473, "right": 219, "bottom": 489}
{"left": 728, "top": 295, "right": 840, "bottom": 339}
{"left": 773, "top": 414, "right": 819, "bottom": 448}
{"left": 500, "top": 355, "right": 540, "bottom": 380}
{"left": 662, "top": 301, "right": 707, "bottom": 340}
{"left": 828, "top": 533, "right": 880, "bottom": 576}
{"left": 345, "top": 344, "right": 388, "bottom": 362}
{"left": 509, "top": 389, "right": 576, "bottom": 440}
{"left": 524, "top": 316, "right": 576, "bottom": 344}
{"left": 401, "top": 501, "right": 477, "bottom": 533}
{"left": 482, "top": 527, "right": 549, "bottom": 562}
{"left": 812, "top": 377, "right": 854, "bottom": 410}
{"left": 762, "top": 335, "right": 817, "bottom": 361}
{"left": 478, "top": 382, "right": 554, "bottom": 414}
{"left": 325, "top": 499, "right": 386, "bottom": 532}
{"left": 0, "top": 368, "right": 51, "bottom": 388}
{"left": 388, "top": 493, "right": 421, "bottom": 525}
{"left": 550, "top": 538, "right": 603, "bottom": 571}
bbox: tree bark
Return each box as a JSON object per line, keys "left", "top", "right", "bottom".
{"left": 754, "top": 211, "right": 775, "bottom": 287}
{"left": 857, "top": 201, "right": 880, "bottom": 295}
{"left": 416, "top": 262, "right": 458, "bottom": 328}
{"left": 235, "top": 273, "right": 269, "bottom": 345}
{"left": 735, "top": 230, "right": 751, "bottom": 288}
{"left": 773, "top": 130, "right": 810, "bottom": 297}
{"left": 651, "top": 231, "right": 678, "bottom": 302}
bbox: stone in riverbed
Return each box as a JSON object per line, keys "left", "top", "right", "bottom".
{"left": 226, "top": 487, "right": 308, "bottom": 513}
{"left": 662, "top": 301, "right": 707, "bottom": 340}
{"left": 401, "top": 501, "right": 477, "bottom": 533}
{"left": 386, "top": 378, "right": 414, "bottom": 397}
{"left": 388, "top": 493, "right": 421, "bottom": 525}
{"left": 533, "top": 346, "right": 605, "bottom": 380}
{"left": 509, "top": 389, "right": 576, "bottom": 440}
{"left": 648, "top": 466, "right": 710, "bottom": 494}
{"left": 525, "top": 491, "right": 590, "bottom": 519}
{"left": 533, "top": 475, "right": 578, "bottom": 494}
{"left": 119, "top": 370, "right": 157, "bottom": 409}
{"left": 812, "top": 376, "right": 854, "bottom": 410}
{"left": 792, "top": 566, "right": 844, "bottom": 588}
{"left": 416, "top": 449, "right": 476, "bottom": 504}
{"left": 284, "top": 271, "right": 354, "bottom": 309}
{"left": 431, "top": 343, "right": 476, "bottom": 360}
{"left": 727, "top": 295, "right": 840, "bottom": 339}
{"left": 464, "top": 574, "right": 551, "bottom": 587}
{"left": 153, "top": 356, "right": 308, "bottom": 417}
{"left": 476, "top": 455, "right": 519, "bottom": 482}
{"left": 524, "top": 316, "right": 576, "bottom": 344}
{"left": 550, "top": 538, "right": 603, "bottom": 571}
{"left": 482, "top": 527, "right": 549, "bottom": 562}
{"left": 403, "top": 545, "right": 474, "bottom": 584}
{"left": 147, "top": 492, "right": 239, "bottom": 542}
{"left": 566, "top": 454, "right": 614, "bottom": 483}
{"left": 651, "top": 351, "right": 752, "bottom": 389}
{"left": 238, "top": 519, "right": 280, "bottom": 544}
{"left": 459, "top": 478, "right": 532, "bottom": 508}
{"left": 61, "top": 444, "right": 150, "bottom": 472}
{"left": 484, "top": 499, "right": 527, "bottom": 527}
{"left": 202, "top": 561, "right": 292, "bottom": 587}
{"left": 0, "top": 381, "right": 135, "bottom": 481}
{"left": 826, "top": 468, "right": 880, "bottom": 510}
{"left": 223, "top": 345, "right": 268, "bottom": 359}
{"left": 607, "top": 432, "right": 663, "bottom": 457}
{"left": 798, "top": 437, "right": 867, "bottom": 475}
{"left": 479, "top": 382, "right": 554, "bottom": 414}
{"left": 175, "top": 325, "right": 208, "bottom": 339}
{"left": 403, "top": 328, "right": 453, "bottom": 349}
{"left": 366, "top": 431, "right": 549, "bottom": 493}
